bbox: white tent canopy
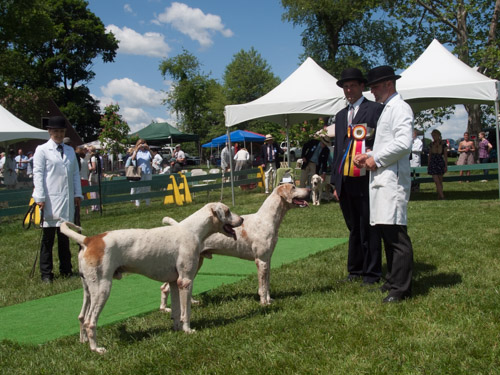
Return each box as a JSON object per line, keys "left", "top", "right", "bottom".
{"left": 224, "top": 57, "right": 345, "bottom": 127}
{"left": 396, "top": 39, "right": 499, "bottom": 112}
{"left": 0, "top": 104, "right": 49, "bottom": 145}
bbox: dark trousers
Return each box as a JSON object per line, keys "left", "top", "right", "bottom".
{"left": 40, "top": 227, "right": 72, "bottom": 279}
{"left": 480, "top": 157, "right": 490, "bottom": 175}
{"left": 377, "top": 224, "right": 413, "bottom": 297}
{"left": 339, "top": 177, "right": 381, "bottom": 283}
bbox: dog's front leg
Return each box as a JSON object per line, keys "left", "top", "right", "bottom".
{"left": 255, "top": 259, "right": 272, "bottom": 305}
{"left": 178, "top": 277, "right": 195, "bottom": 333}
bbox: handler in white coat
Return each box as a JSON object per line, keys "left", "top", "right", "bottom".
{"left": 354, "top": 66, "right": 414, "bottom": 303}
{"left": 33, "top": 116, "right": 83, "bottom": 283}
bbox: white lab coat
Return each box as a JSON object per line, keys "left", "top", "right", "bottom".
{"left": 368, "top": 93, "right": 413, "bottom": 226}
{"left": 32, "top": 139, "right": 83, "bottom": 227}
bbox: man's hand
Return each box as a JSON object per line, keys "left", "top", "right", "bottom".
{"left": 37, "top": 202, "right": 45, "bottom": 210}
{"left": 75, "top": 197, "right": 82, "bottom": 208}
{"left": 333, "top": 189, "right": 339, "bottom": 201}
{"left": 353, "top": 154, "right": 368, "bottom": 168}
{"left": 364, "top": 157, "right": 377, "bottom": 171}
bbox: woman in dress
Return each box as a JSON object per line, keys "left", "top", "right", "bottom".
{"left": 427, "top": 129, "right": 448, "bottom": 200}
{"left": 457, "top": 132, "right": 475, "bottom": 181}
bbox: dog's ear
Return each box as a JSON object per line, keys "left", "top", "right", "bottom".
{"left": 210, "top": 203, "right": 225, "bottom": 222}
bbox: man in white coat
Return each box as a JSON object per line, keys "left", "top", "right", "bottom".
{"left": 33, "top": 116, "right": 83, "bottom": 283}
{"left": 354, "top": 66, "right": 414, "bottom": 303}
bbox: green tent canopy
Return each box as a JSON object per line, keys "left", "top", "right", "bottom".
{"left": 132, "top": 122, "right": 199, "bottom": 144}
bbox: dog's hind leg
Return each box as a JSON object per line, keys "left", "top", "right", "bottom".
{"left": 169, "top": 281, "right": 182, "bottom": 331}
{"left": 159, "top": 283, "right": 172, "bottom": 313}
{"left": 79, "top": 278, "right": 91, "bottom": 343}
{"left": 85, "top": 279, "right": 112, "bottom": 354}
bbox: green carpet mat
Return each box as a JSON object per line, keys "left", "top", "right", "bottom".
{"left": 0, "top": 237, "right": 346, "bottom": 345}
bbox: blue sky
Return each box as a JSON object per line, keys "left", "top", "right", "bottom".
{"left": 86, "top": 0, "right": 467, "bottom": 139}
{"left": 86, "top": 0, "right": 305, "bottom": 133}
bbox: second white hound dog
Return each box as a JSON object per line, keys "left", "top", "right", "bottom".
{"left": 160, "top": 184, "right": 309, "bottom": 309}
{"left": 60, "top": 202, "right": 243, "bottom": 354}
{"left": 310, "top": 174, "right": 323, "bottom": 206}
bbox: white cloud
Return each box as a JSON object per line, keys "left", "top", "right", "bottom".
{"left": 106, "top": 25, "right": 170, "bottom": 57}
{"left": 124, "top": 4, "right": 134, "bottom": 14}
{"left": 155, "top": 2, "right": 233, "bottom": 48}
{"left": 100, "top": 78, "right": 164, "bottom": 108}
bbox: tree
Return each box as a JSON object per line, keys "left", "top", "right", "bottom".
{"left": 222, "top": 48, "right": 283, "bottom": 136}
{"left": 223, "top": 48, "right": 281, "bottom": 104}
{"left": 280, "top": 0, "right": 407, "bottom": 76}
{"left": 0, "top": 0, "right": 118, "bottom": 140}
{"left": 159, "top": 50, "right": 225, "bottom": 143}
{"left": 390, "top": 0, "right": 500, "bottom": 135}
{"left": 98, "top": 104, "right": 130, "bottom": 156}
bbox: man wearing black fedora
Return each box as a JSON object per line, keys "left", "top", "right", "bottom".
{"left": 353, "top": 65, "right": 414, "bottom": 303}
{"left": 32, "top": 116, "right": 83, "bottom": 283}
{"left": 331, "top": 67, "right": 383, "bottom": 286}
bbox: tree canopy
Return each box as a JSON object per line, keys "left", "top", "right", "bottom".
{"left": 0, "top": 0, "right": 118, "bottom": 140}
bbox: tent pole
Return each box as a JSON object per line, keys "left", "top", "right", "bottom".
{"left": 285, "top": 115, "right": 290, "bottom": 165}
{"left": 227, "top": 128, "right": 235, "bottom": 206}
{"left": 495, "top": 99, "right": 500, "bottom": 199}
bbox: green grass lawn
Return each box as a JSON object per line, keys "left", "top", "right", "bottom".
{"left": 0, "top": 179, "right": 499, "bottom": 374}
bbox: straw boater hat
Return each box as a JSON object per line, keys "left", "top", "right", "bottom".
{"left": 336, "top": 68, "right": 367, "bottom": 88}
{"left": 320, "top": 135, "right": 331, "bottom": 147}
{"left": 46, "top": 116, "right": 66, "bottom": 129}
{"left": 366, "top": 65, "right": 401, "bottom": 86}
{"left": 265, "top": 134, "right": 274, "bottom": 141}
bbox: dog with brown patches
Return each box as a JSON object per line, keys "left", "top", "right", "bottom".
{"left": 160, "top": 184, "right": 309, "bottom": 308}
{"left": 60, "top": 202, "right": 243, "bottom": 354}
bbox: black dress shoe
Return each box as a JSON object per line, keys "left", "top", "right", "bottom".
{"left": 41, "top": 276, "right": 53, "bottom": 284}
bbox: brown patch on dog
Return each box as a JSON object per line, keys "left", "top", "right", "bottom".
{"left": 83, "top": 233, "right": 107, "bottom": 267}
{"left": 241, "top": 226, "right": 248, "bottom": 239}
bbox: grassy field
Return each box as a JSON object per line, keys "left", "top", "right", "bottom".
{"left": 0, "top": 178, "right": 499, "bottom": 374}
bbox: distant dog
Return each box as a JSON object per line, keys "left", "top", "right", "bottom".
{"left": 160, "top": 184, "right": 309, "bottom": 307}
{"left": 60, "top": 203, "right": 243, "bottom": 354}
{"left": 311, "top": 174, "right": 323, "bottom": 206}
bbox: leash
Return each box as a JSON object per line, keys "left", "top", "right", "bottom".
{"left": 23, "top": 204, "right": 44, "bottom": 279}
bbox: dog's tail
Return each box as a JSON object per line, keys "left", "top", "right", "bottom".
{"left": 60, "top": 221, "right": 86, "bottom": 245}
{"left": 162, "top": 216, "right": 179, "bottom": 226}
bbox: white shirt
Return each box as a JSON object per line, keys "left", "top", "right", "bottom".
{"left": 234, "top": 149, "right": 250, "bottom": 161}
{"left": 410, "top": 137, "right": 423, "bottom": 167}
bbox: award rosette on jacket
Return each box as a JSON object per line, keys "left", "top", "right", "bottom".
{"left": 340, "top": 123, "right": 368, "bottom": 177}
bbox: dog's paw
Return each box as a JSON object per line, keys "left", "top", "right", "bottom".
{"left": 94, "top": 347, "right": 107, "bottom": 355}
{"left": 159, "top": 306, "right": 172, "bottom": 313}
{"left": 191, "top": 298, "right": 200, "bottom": 305}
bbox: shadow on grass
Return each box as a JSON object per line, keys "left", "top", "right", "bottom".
{"left": 413, "top": 261, "right": 462, "bottom": 297}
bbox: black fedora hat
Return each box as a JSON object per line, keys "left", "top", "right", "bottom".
{"left": 366, "top": 65, "right": 401, "bottom": 86}
{"left": 336, "top": 68, "right": 367, "bottom": 88}
{"left": 46, "top": 116, "right": 67, "bottom": 129}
